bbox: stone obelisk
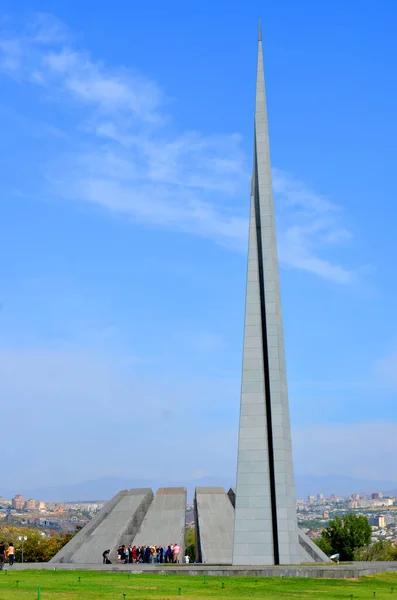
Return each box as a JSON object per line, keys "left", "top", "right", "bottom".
{"left": 232, "top": 23, "right": 301, "bottom": 566}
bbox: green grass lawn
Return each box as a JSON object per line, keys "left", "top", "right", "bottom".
{"left": 1, "top": 571, "right": 397, "bottom": 600}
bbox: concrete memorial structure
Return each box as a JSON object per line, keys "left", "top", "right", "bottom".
{"left": 232, "top": 24, "right": 326, "bottom": 566}
{"left": 51, "top": 25, "right": 329, "bottom": 568}
{"left": 132, "top": 487, "right": 186, "bottom": 556}
{"left": 194, "top": 487, "right": 235, "bottom": 564}
{"left": 51, "top": 489, "right": 153, "bottom": 564}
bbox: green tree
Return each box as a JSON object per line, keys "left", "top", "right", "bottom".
{"left": 315, "top": 535, "right": 333, "bottom": 557}
{"left": 355, "top": 540, "right": 397, "bottom": 561}
{"left": 185, "top": 526, "right": 196, "bottom": 562}
{"left": 319, "top": 514, "right": 372, "bottom": 561}
{"left": 0, "top": 525, "right": 74, "bottom": 563}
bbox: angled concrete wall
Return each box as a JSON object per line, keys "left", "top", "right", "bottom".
{"left": 132, "top": 488, "right": 186, "bottom": 555}
{"left": 298, "top": 530, "right": 330, "bottom": 563}
{"left": 51, "top": 489, "right": 153, "bottom": 564}
{"left": 195, "top": 487, "right": 234, "bottom": 564}
{"left": 50, "top": 490, "right": 127, "bottom": 563}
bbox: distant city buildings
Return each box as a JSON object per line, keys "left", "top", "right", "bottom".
{"left": 370, "top": 515, "right": 386, "bottom": 528}
{"left": 297, "top": 491, "right": 396, "bottom": 545}
{"left": 2, "top": 488, "right": 397, "bottom": 546}
{"left": 1, "top": 494, "right": 105, "bottom": 535}
{"left": 12, "top": 494, "right": 24, "bottom": 510}
{"left": 328, "top": 494, "right": 339, "bottom": 502}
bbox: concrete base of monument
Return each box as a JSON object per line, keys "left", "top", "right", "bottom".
{"left": 5, "top": 562, "right": 397, "bottom": 578}
{"left": 46, "top": 487, "right": 363, "bottom": 569}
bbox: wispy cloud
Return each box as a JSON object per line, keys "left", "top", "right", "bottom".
{"left": 42, "top": 48, "right": 163, "bottom": 123}
{"left": 293, "top": 421, "right": 397, "bottom": 481}
{"left": 291, "top": 344, "right": 397, "bottom": 395}
{"left": 374, "top": 349, "right": 397, "bottom": 389}
{"left": 274, "top": 169, "right": 354, "bottom": 284}
{"left": 0, "top": 345, "right": 238, "bottom": 488}
{"left": 0, "top": 13, "right": 356, "bottom": 283}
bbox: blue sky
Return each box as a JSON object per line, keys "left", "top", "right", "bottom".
{"left": 1, "top": 0, "right": 397, "bottom": 495}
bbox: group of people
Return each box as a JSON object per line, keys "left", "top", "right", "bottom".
{"left": 103, "top": 543, "right": 188, "bottom": 564}
{"left": 0, "top": 542, "right": 15, "bottom": 570}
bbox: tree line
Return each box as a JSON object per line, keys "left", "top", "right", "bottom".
{"left": 0, "top": 524, "right": 74, "bottom": 563}
{"left": 316, "top": 513, "right": 397, "bottom": 561}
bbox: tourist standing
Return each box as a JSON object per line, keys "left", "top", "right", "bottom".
{"left": 173, "top": 543, "right": 181, "bottom": 563}
{"left": 7, "top": 543, "right": 15, "bottom": 567}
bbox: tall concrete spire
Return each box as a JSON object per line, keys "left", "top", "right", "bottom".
{"left": 232, "top": 27, "right": 301, "bottom": 566}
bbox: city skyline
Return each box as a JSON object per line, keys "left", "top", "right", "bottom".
{"left": 1, "top": 0, "right": 397, "bottom": 492}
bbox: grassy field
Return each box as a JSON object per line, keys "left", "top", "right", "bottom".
{"left": 1, "top": 570, "right": 397, "bottom": 600}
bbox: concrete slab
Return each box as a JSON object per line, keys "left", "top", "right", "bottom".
{"left": 132, "top": 487, "right": 186, "bottom": 557}
{"left": 298, "top": 530, "right": 331, "bottom": 563}
{"left": 195, "top": 487, "right": 234, "bottom": 564}
{"left": 51, "top": 488, "right": 153, "bottom": 564}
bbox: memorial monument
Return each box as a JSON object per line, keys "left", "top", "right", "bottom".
{"left": 232, "top": 21, "right": 300, "bottom": 566}
{"left": 51, "top": 24, "right": 328, "bottom": 567}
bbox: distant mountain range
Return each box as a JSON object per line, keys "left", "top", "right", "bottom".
{"left": 2, "top": 474, "right": 397, "bottom": 503}
{"left": 0, "top": 476, "right": 231, "bottom": 503}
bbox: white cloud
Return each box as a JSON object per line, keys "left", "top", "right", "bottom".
{"left": 293, "top": 421, "right": 397, "bottom": 481}
{"left": 0, "top": 13, "right": 356, "bottom": 283}
{"left": 0, "top": 38, "right": 22, "bottom": 70}
{"left": 42, "top": 48, "right": 163, "bottom": 122}
{"left": 27, "top": 13, "right": 70, "bottom": 44}
{"left": 374, "top": 350, "right": 397, "bottom": 389}
{"left": 0, "top": 346, "right": 238, "bottom": 489}
{"left": 274, "top": 169, "right": 354, "bottom": 284}
{"left": 1, "top": 342, "right": 395, "bottom": 489}
{"left": 292, "top": 346, "right": 397, "bottom": 394}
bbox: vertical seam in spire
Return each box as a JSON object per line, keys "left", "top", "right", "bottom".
{"left": 253, "top": 129, "right": 280, "bottom": 566}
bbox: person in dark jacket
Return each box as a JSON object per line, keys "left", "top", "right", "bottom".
{"left": 0, "top": 541, "right": 5, "bottom": 571}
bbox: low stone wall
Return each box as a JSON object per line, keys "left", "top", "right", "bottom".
{"left": 7, "top": 562, "right": 397, "bottom": 578}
